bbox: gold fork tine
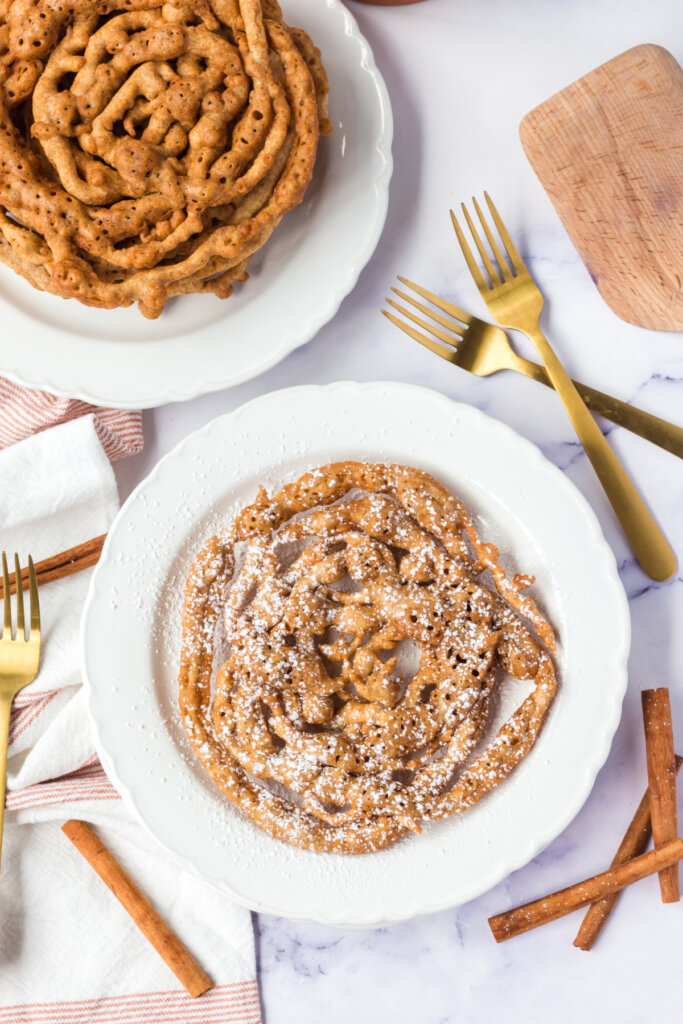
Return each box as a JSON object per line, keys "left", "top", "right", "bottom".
{"left": 390, "top": 289, "right": 465, "bottom": 340}
{"left": 2, "top": 554, "right": 10, "bottom": 640}
{"left": 14, "top": 555, "right": 24, "bottom": 640}
{"left": 450, "top": 210, "right": 491, "bottom": 293}
{"left": 473, "top": 196, "right": 512, "bottom": 281}
{"left": 384, "top": 277, "right": 683, "bottom": 460}
{"left": 29, "top": 556, "right": 40, "bottom": 636}
{"left": 385, "top": 299, "right": 461, "bottom": 349}
{"left": 382, "top": 310, "right": 459, "bottom": 364}
{"left": 484, "top": 191, "right": 526, "bottom": 276}
{"left": 454, "top": 192, "right": 675, "bottom": 580}
{"left": 461, "top": 204, "right": 501, "bottom": 286}
{"left": 397, "top": 277, "right": 473, "bottom": 326}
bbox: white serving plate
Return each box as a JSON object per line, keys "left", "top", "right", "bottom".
{"left": 0, "top": 2, "right": 392, "bottom": 408}
{"left": 82, "top": 382, "right": 630, "bottom": 926}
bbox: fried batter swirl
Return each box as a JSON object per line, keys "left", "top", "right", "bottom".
{"left": 179, "top": 463, "right": 557, "bottom": 854}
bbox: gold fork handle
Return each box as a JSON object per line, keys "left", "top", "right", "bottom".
{"left": 515, "top": 358, "right": 683, "bottom": 460}
{"left": 526, "top": 326, "right": 676, "bottom": 581}
{"left": 0, "top": 695, "right": 11, "bottom": 871}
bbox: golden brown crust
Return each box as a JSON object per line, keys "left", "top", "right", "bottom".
{"left": 0, "top": 0, "right": 330, "bottom": 316}
{"left": 178, "top": 462, "right": 558, "bottom": 855}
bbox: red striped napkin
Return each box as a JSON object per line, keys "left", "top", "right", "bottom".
{"left": 0, "top": 416, "right": 262, "bottom": 1024}
{"left": 0, "top": 377, "right": 143, "bottom": 461}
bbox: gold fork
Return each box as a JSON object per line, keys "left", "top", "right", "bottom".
{"left": 450, "top": 194, "right": 676, "bottom": 582}
{"left": 383, "top": 278, "right": 683, "bottom": 460}
{"left": 0, "top": 553, "right": 40, "bottom": 868}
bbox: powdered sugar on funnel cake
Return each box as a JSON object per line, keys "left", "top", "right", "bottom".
{"left": 178, "top": 461, "right": 557, "bottom": 854}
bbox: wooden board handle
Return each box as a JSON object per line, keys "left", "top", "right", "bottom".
{"left": 520, "top": 44, "right": 683, "bottom": 331}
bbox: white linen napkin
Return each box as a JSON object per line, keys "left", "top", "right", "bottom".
{"left": 0, "top": 416, "right": 262, "bottom": 1024}
{"left": 0, "top": 377, "right": 143, "bottom": 461}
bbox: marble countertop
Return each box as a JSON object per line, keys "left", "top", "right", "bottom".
{"left": 114, "top": 1, "right": 683, "bottom": 1020}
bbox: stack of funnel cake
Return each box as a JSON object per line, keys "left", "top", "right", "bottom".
{"left": 0, "top": 0, "right": 330, "bottom": 316}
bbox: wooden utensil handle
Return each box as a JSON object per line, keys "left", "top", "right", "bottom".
{"left": 62, "top": 820, "right": 213, "bottom": 998}
{"left": 0, "top": 696, "right": 10, "bottom": 872}
{"left": 520, "top": 45, "right": 683, "bottom": 331}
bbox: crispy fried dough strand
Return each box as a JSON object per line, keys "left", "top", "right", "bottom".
{"left": 0, "top": 0, "right": 330, "bottom": 316}
{"left": 179, "top": 463, "right": 558, "bottom": 854}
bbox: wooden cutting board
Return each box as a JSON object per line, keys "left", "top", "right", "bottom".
{"left": 520, "top": 44, "right": 683, "bottom": 332}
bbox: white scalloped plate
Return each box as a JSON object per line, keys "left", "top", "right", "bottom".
{"left": 82, "top": 383, "right": 630, "bottom": 926}
{"left": 0, "top": 2, "right": 391, "bottom": 408}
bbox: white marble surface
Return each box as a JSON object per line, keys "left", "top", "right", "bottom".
{"left": 114, "top": 1, "right": 683, "bottom": 1020}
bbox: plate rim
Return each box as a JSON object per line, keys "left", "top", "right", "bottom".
{"left": 0, "top": 0, "right": 393, "bottom": 409}
{"left": 82, "top": 381, "right": 631, "bottom": 925}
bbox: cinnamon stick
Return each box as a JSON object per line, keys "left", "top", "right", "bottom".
{"left": 1, "top": 535, "right": 106, "bottom": 595}
{"left": 574, "top": 754, "right": 683, "bottom": 950}
{"left": 642, "top": 688, "right": 680, "bottom": 903}
{"left": 488, "top": 837, "right": 683, "bottom": 943}
{"left": 62, "top": 820, "right": 213, "bottom": 998}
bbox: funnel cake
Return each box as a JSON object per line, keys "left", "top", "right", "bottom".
{"left": 0, "top": 0, "right": 331, "bottom": 317}
{"left": 179, "top": 463, "right": 558, "bottom": 855}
